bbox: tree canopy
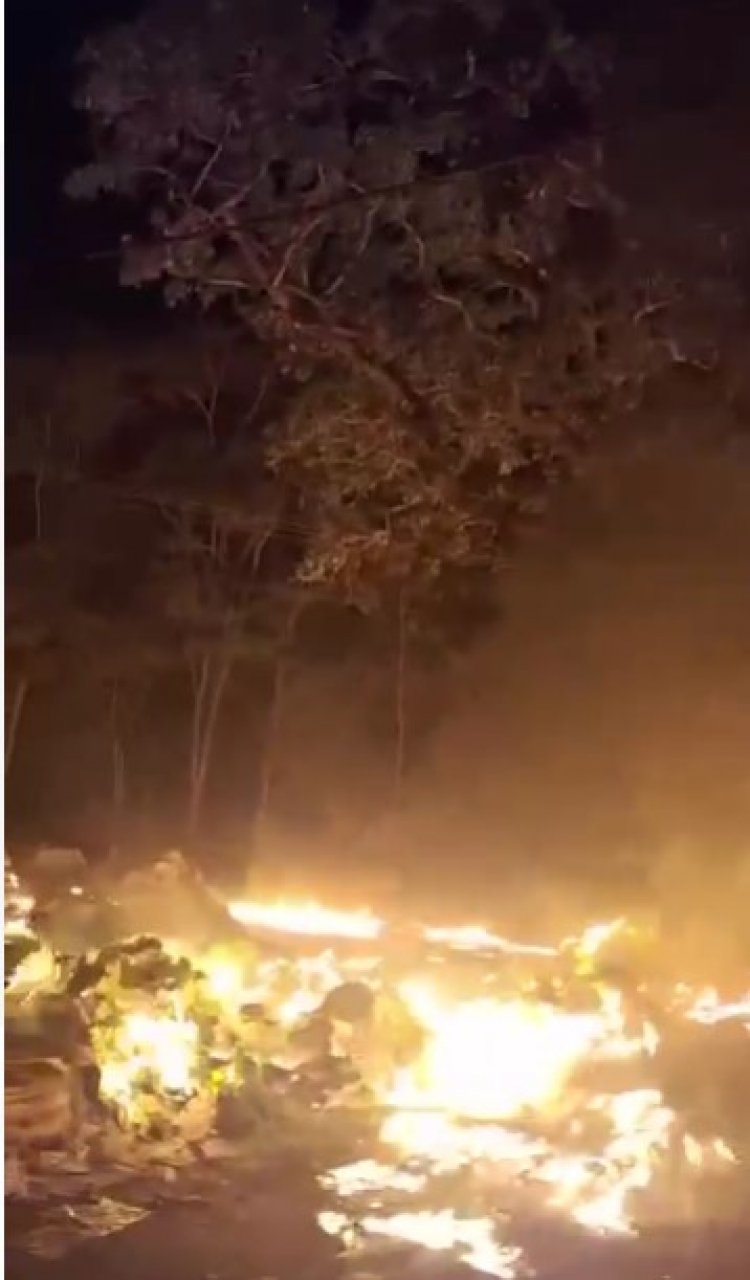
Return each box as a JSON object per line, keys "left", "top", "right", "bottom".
{"left": 6, "top": 0, "right": 679, "bottom": 849}
{"left": 69, "top": 0, "right": 667, "bottom": 619}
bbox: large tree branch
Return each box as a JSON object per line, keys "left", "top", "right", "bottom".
{"left": 230, "top": 230, "right": 432, "bottom": 420}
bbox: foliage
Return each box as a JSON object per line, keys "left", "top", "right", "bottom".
{"left": 68, "top": 0, "right": 666, "bottom": 622}
{"left": 5, "top": 339, "right": 297, "bottom": 831}
{"left": 6, "top": 0, "right": 678, "bottom": 840}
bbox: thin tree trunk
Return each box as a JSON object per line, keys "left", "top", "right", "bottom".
{"left": 109, "top": 682, "right": 126, "bottom": 841}
{"left": 34, "top": 476, "right": 43, "bottom": 542}
{"left": 33, "top": 415, "right": 52, "bottom": 542}
{"left": 255, "top": 652, "right": 285, "bottom": 832}
{"left": 188, "top": 651, "right": 232, "bottom": 838}
{"left": 393, "top": 589, "right": 408, "bottom": 803}
{"left": 255, "top": 607, "right": 300, "bottom": 833}
{"left": 5, "top": 677, "right": 29, "bottom": 776}
{"left": 194, "top": 657, "right": 231, "bottom": 817}
{"left": 189, "top": 654, "right": 210, "bottom": 832}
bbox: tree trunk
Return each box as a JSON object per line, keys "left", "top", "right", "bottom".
{"left": 393, "top": 589, "right": 408, "bottom": 804}
{"left": 255, "top": 652, "right": 285, "bottom": 834}
{"left": 5, "top": 676, "right": 29, "bottom": 777}
{"left": 188, "top": 654, "right": 210, "bottom": 834}
{"left": 187, "top": 651, "right": 232, "bottom": 838}
{"left": 109, "top": 682, "right": 126, "bottom": 845}
{"left": 33, "top": 415, "right": 52, "bottom": 542}
{"left": 255, "top": 607, "right": 300, "bottom": 835}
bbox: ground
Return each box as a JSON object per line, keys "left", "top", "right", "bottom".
{"left": 7, "top": 1161, "right": 750, "bottom": 1280}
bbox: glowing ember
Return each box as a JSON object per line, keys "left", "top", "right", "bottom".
{"left": 227, "top": 899, "right": 384, "bottom": 940}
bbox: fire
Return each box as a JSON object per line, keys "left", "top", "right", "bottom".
{"left": 321, "top": 1158, "right": 428, "bottom": 1195}
{"left": 379, "top": 1111, "right": 545, "bottom": 1168}
{"left": 4, "top": 856, "right": 37, "bottom": 940}
{"left": 5, "top": 944, "right": 58, "bottom": 997}
{"left": 565, "top": 917, "right": 627, "bottom": 961}
{"left": 227, "top": 899, "right": 384, "bottom": 940}
{"left": 319, "top": 1208, "right": 522, "bottom": 1277}
{"left": 388, "top": 980, "right": 625, "bottom": 1119}
{"left": 421, "top": 923, "right": 556, "bottom": 957}
{"left": 8, "top": 882, "right": 742, "bottom": 1261}
{"left": 683, "top": 986, "right": 750, "bottom": 1027}
{"left": 202, "top": 951, "right": 247, "bottom": 1005}
{"left": 97, "top": 1005, "right": 199, "bottom": 1123}
{"left": 238, "top": 950, "right": 350, "bottom": 1025}
{"left": 277, "top": 955, "right": 342, "bottom": 1023}
{"left": 370, "top": 977, "right": 684, "bottom": 1235}
{"left": 361, "top": 1211, "right": 520, "bottom": 1277}
{"left": 534, "top": 1088, "right": 676, "bottom": 1233}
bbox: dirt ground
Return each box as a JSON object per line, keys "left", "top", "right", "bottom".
{"left": 7, "top": 1165, "right": 750, "bottom": 1280}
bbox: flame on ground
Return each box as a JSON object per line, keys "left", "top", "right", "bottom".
{"left": 682, "top": 986, "right": 750, "bottom": 1027}
{"left": 374, "top": 990, "right": 681, "bottom": 1235}
{"left": 88, "top": 904, "right": 740, "bottom": 1238}
{"left": 96, "top": 1005, "right": 200, "bottom": 1124}
{"left": 8, "top": 879, "right": 743, "bottom": 1267}
{"left": 421, "top": 923, "right": 557, "bottom": 957}
{"left": 388, "top": 980, "right": 616, "bottom": 1119}
{"left": 319, "top": 1208, "right": 522, "bottom": 1277}
{"left": 227, "top": 899, "right": 383, "bottom": 940}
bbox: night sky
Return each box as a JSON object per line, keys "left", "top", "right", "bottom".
{"left": 7, "top": 0, "right": 155, "bottom": 337}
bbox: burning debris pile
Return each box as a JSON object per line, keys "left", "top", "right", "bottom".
{"left": 5, "top": 852, "right": 750, "bottom": 1273}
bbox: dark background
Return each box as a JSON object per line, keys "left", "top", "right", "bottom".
{"left": 9, "top": 1, "right": 749, "bottom": 334}
{"left": 6, "top": 0, "right": 750, "bottom": 920}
